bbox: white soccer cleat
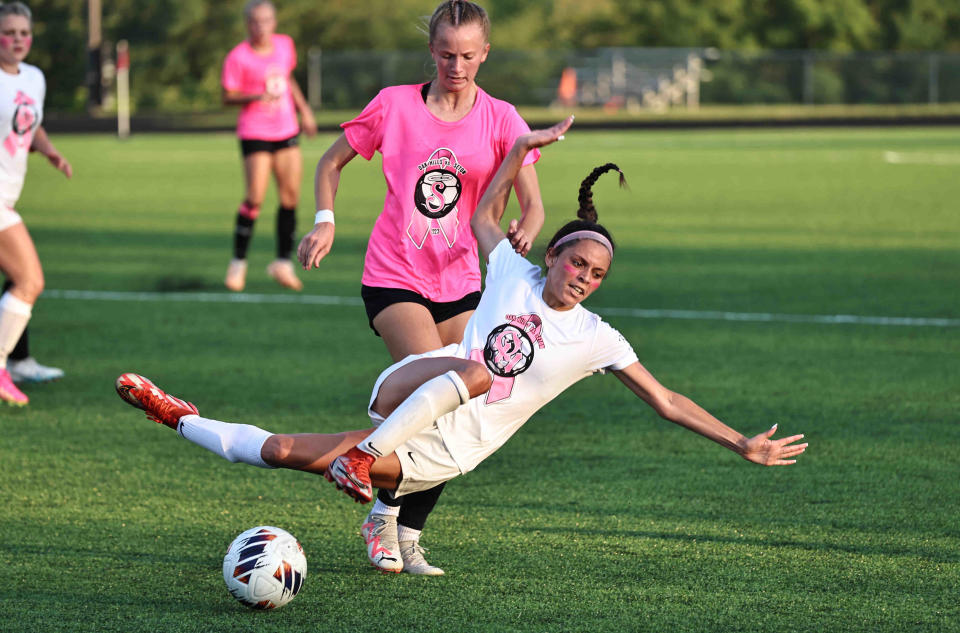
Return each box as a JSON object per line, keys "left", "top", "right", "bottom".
{"left": 225, "top": 258, "right": 248, "bottom": 292}
{"left": 360, "top": 512, "right": 403, "bottom": 573}
{"left": 399, "top": 541, "right": 444, "bottom": 576}
{"left": 7, "top": 357, "right": 64, "bottom": 384}
{"left": 266, "top": 259, "right": 303, "bottom": 291}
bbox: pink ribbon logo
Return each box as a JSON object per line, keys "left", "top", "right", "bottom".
{"left": 472, "top": 314, "right": 545, "bottom": 404}
{"left": 408, "top": 148, "right": 464, "bottom": 249}
{"left": 4, "top": 91, "right": 37, "bottom": 157}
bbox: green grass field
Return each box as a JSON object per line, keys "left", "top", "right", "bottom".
{"left": 2, "top": 127, "right": 958, "bottom": 632}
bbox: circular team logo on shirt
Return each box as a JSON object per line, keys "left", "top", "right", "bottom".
{"left": 414, "top": 165, "right": 461, "bottom": 219}
{"left": 483, "top": 323, "right": 535, "bottom": 378}
{"left": 12, "top": 102, "right": 37, "bottom": 136}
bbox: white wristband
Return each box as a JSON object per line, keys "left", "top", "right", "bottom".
{"left": 314, "top": 209, "right": 335, "bottom": 225}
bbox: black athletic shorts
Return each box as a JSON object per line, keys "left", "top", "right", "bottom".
{"left": 361, "top": 285, "right": 481, "bottom": 337}
{"left": 240, "top": 134, "right": 300, "bottom": 156}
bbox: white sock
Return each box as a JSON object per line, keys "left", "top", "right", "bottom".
{"left": 397, "top": 525, "right": 422, "bottom": 543}
{"left": 0, "top": 292, "right": 32, "bottom": 366}
{"left": 371, "top": 499, "right": 400, "bottom": 518}
{"left": 177, "top": 414, "right": 274, "bottom": 468}
{"left": 358, "top": 370, "right": 470, "bottom": 458}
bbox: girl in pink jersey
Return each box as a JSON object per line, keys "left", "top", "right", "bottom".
{"left": 0, "top": 2, "right": 72, "bottom": 406}
{"left": 296, "top": 1, "right": 545, "bottom": 574}
{"left": 115, "top": 118, "right": 808, "bottom": 571}
{"left": 221, "top": 0, "right": 317, "bottom": 293}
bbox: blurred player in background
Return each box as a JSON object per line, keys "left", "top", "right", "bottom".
{"left": 297, "top": 0, "right": 545, "bottom": 574}
{"left": 222, "top": 0, "right": 316, "bottom": 292}
{"left": 0, "top": 2, "right": 72, "bottom": 406}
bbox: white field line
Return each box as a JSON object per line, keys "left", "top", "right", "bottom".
{"left": 883, "top": 150, "right": 960, "bottom": 165}
{"left": 42, "top": 289, "right": 960, "bottom": 328}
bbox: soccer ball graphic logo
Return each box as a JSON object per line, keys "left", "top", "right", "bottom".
{"left": 222, "top": 526, "right": 307, "bottom": 609}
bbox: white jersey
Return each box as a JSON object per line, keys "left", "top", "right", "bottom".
{"left": 0, "top": 63, "right": 45, "bottom": 208}
{"left": 436, "top": 239, "right": 638, "bottom": 474}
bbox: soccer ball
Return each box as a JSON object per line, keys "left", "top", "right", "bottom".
{"left": 222, "top": 526, "right": 307, "bottom": 609}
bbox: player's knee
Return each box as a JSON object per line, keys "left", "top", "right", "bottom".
{"left": 238, "top": 200, "right": 261, "bottom": 220}
{"left": 458, "top": 360, "right": 492, "bottom": 399}
{"left": 260, "top": 434, "right": 293, "bottom": 466}
{"left": 15, "top": 275, "right": 43, "bottom": 303}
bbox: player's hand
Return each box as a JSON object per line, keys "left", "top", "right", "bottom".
{"left": 296, "top": 222, "right": 335, "bottom": 270}
{"left": 47, "top": 151, "right": 72, "bottom": 179}
{"left": 506, "top": 219, "right": 532, "bottom": 256}
{"left": 301, "top": 111, "right": 318, "bottom": 137}
{"left": 739, "top": 424, "right": 807, "bottom": 466}
{"left": 518, "top": 116, "right": 574, "bottom": 151}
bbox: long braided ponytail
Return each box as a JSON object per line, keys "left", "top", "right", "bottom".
{"left": 546, "top": 164, "right": 626, "bottom": 255}
{"left": 577, "top": 163, "right": 628, "bottom": 223}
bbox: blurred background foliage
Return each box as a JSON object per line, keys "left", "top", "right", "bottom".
{"left": 22, "top": 0, "right": 960, "bottom": 112}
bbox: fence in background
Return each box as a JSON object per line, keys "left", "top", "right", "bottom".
{"left": 306, "top": 48, "right": 960, "bottom": 111}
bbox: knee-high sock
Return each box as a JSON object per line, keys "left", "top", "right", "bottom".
{"left": 176, "top": 414, "right": 274, "bottom": 468}
{"left": 0, "top": 292, "right": 32, "bottom": 366}
{"left": 358, "top": 370, "right": 470, "bottom": 458}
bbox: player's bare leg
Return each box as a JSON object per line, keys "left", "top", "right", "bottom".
{"left": 227, "top": 152, "right": 272, "bottom": 291}
{"left": 372, "top": 302, "right": 445, "bottom": 363}
{"left": 114, "top": 373, "right": 402, "bottom": 487}
{"left": 0, "top": 223, "right": 43, "bottom": 405}
{"left": 266, "top": 146, "right": 302, "bottom": 290}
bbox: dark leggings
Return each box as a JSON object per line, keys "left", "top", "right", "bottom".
{"left": 378, "top": 482, "right": 447, "bottom": 531}
{"left": 2, "top": 280, "right": 28, "bottom": 360}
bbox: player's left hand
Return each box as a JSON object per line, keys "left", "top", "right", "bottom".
{"left": 518, "top": 116, "right": 574, "bottom": 151}
{"left": 301, "top": 111, "right": 318, "bottom": 137}
{"left": 740, "top": 424, "right": 807, "bottom": 466}
{"left": 47, "top": 152, "right": 72, "bottom": 179}
{"left": 506, "top": 219, "right": 532, "bottom": 256}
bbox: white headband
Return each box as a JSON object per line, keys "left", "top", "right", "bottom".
{"left": 552, "top": 230, "right": 614, "bottom": 259}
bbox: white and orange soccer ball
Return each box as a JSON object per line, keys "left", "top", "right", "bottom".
{"left": 222, "top": 526, "right": 307, "bottom": 610}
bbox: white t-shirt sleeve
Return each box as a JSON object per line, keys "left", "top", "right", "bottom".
{"left": 589, "top": 321, "right": 639, "bottom": 372}
{"left": 484, "top": 238, "right": 538, "bottom": 286}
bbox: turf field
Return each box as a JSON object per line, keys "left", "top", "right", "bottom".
{"left": 2, "top": 127, "right": 958, "bottom": 632}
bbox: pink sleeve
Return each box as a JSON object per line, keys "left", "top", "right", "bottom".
{"left": 283, "top": 35, "right": 297, "bottom": 72}
{"left": 501, "top": 107, "right": 540, "bottom": 167}
{"left": 341, "top": 92, "right": 385, "bottom": 161}
{"left": 221, "top": 48, "right": 243, "bottom": 92}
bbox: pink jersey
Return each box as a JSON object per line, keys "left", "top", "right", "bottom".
{"left": 221, "top": 34, "right": 299, "bottom": 141}
{"left": 343, "top": 84, "right": 540, "bottom": 302}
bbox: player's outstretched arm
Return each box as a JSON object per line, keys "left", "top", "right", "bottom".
{"left": 30, "top": 126, "right": 72, "bottom": 179}
{"left": 471, "top": 116, "right": 573, "bottom": 262}
{"left": 507, "top": 165, "right": 545, "bottom": 256}
{"left": 297, "top": 134, "right": 358, "bottom": 270}
{"left": 612, "top": 362, "right": 807, "bottom": 466}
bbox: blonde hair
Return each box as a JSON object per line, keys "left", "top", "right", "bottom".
{"left": 428, "top": 0, "right": 489, "bottom": 44}
{"left": 0, "top": 2, "right": 32, "bottom": 24}
{"left": 243, "top": 0, "right": 274, "bottom": 21}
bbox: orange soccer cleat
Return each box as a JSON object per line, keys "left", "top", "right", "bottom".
{"left": 115, "top": 373, "right": 199, "bottom": 429}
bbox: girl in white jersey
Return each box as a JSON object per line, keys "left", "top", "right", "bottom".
{"left": 0, "top": 2, "right": 72, "bottom": 406}
{"left": 115, "top": 117, "right": 808, "bottom": 570}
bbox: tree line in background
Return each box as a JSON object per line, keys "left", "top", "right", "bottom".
{"left": 23, "top": 0, "right": 960, "bottom": 112}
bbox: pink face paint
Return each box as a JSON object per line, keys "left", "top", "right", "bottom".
{"left": 562, "top": 263, "right": 578, "bottom": 275}
{"left": 0, "top": 36, "right": 13, "bottom": 49}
